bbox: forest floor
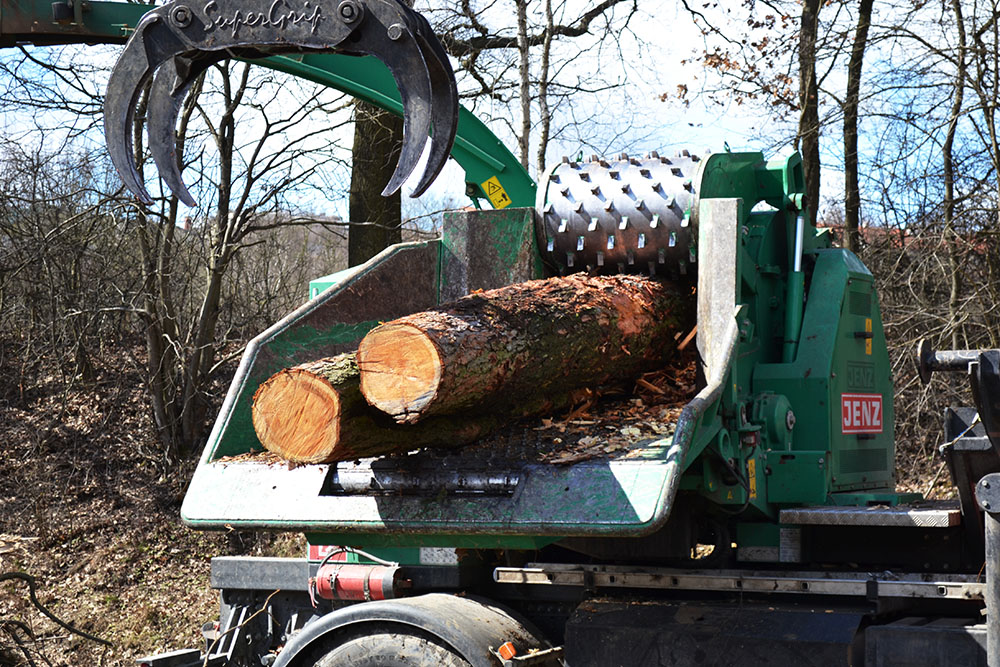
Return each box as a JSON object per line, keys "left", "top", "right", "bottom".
{"left": 0, "top": 339, "right": 951, "bottom": 666}
{"left": 0, "top": 347, "right": 302, "bottom": 666}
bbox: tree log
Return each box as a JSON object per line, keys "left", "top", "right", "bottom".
{"left": 251, "top": 353, "right": 497, "bottom": 463}
{"left": 357, "top": 274, "right": 694, "bottom": 423}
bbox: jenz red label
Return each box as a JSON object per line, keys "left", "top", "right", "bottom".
{"left": 841, "top": 393, "right": 883, "bottom": 434}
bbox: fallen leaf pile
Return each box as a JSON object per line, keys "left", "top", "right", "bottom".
{"left": 0, "top": 344, "right": 313, "bottom": 667}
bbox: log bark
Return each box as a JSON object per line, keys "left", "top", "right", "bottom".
{"left": 252, "top": 353, "right": 498, "bottom": 463}
{"left": 357, "top": 274, "right": 694, "bottom": 424}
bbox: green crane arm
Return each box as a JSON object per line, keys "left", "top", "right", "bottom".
{"left": 0, "top": 0, "right": 536, "bottom": 208}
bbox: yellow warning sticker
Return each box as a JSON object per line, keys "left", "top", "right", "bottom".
{"left": 481, "top": 176, "right": 512, "bottom": 209}
{"left": 748, "top": 459, "right": 757, "bottom": 499}
{"left": 865, "top": 318, "right": 872, "bottom": 356}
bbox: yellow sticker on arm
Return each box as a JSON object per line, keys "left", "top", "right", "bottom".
{"left": 481, "top": 176, "right": 512, "bottom": 209}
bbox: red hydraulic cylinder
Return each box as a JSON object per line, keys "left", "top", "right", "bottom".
{"left": 312, "top": 563, "right": 408, "bottom": 601}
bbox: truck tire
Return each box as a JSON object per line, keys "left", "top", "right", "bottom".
{"left": 309, "top": 624, "right": 472, "bottom": 667}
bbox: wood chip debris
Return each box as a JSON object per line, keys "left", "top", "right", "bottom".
{"left": 215, "top": 449, "right": 292, "bottom": 467}
{"left": 530, "top": 349, "right": 696, "bottom": 464}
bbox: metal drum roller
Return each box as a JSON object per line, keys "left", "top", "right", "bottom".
{"left": 536, "top": 151, "right": 702, "bottom": 277}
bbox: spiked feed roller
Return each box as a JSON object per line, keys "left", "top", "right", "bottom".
{"left": 536, "top": 151, "right": 700, "bottom": 277}
{"left": 104, "top": 0, "right": 458, "bottom": 206}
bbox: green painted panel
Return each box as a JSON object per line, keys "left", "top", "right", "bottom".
{"left": 307, "top": 533, "right": 556, "bottom": 551}
{"left": 439, "top": 207, "right": 544, "bottom": 302}
{"left": 826, "top": 492, "right": 922, "bottom": 506}
{"left": 265, "top": 321, "right": 382, "bottom": 358}
{"left": 766, "top": 450, "right": 830, "bottom": 505}
{"left": 737, "top": 521, "right": 780, "bottom": 548}
{"left": 0, "top": 0, "right": 151, "bottom": 46}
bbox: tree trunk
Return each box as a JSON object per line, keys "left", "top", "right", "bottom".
{"left": 536, "top": 0, "right": 554, "bottom": 174}
{"left": 945, "top": 0, "right": 967, "bottom": 351}
{"left": 252, "top": 353, "right": 499, "bottom": 463}
{"left": 798, "top": 0, "right": 822, "bottom": 222}
{"left": 357, "top": 274, "right": 694, "bottom": 424}
{"left": 348, "top": 102, "right": 403, "bottom": 267}
{"left": 515, "top": 0, "right": 531, "bottom": 170}
{"left": 843, "top": 0, "right": 874, "bottom": 253}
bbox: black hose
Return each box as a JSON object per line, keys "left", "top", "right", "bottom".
{"left": 0, "top": 572, "right": 112, "bottom": 647}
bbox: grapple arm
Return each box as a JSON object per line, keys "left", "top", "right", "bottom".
{"left": 104, "top": 0, "right": 458, "bottom": 206}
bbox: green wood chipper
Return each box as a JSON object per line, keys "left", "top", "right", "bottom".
{"left": 5, "top": 1, "right": 1000, "bottom": 665}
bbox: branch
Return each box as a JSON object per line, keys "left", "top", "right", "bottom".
{"left": 442, "top": 0, "right": 637, "bottom": 56}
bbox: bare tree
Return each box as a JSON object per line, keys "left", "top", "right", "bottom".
{"left": 676, "top": 0, "right": 883, "bottom": 229}
{"left": 797, "top": 0, "right": 823, "bottom": 218}
{"left": 941, "top": 0, "right": 967, "bottom": 351}
{"left": 131, "top": 61, "right": 352, "bottom": 457}
{"left": 429, "top": 0, "right": 641, "bottom": 175}
{"left": 0, "top": 44, "right": 355, "bottom": 460}
{"left": 0, "top": 138, "right": 135, "bottom": 394}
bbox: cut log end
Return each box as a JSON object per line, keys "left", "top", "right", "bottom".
{"left": 252, "top": 369, "right": 342, "bottom": 464}
{"left": 357, "top": 322, "right": 442, "bottom": 422}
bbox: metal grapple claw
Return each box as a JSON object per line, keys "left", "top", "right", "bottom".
{"left": 147, "top": 54, "right": 211, "bottom": 207}
{"left": 104, "top": 0, "right": 458, "bottom": 206}
{"left": 400, "top": 9, "right": 458, "bottom": 197}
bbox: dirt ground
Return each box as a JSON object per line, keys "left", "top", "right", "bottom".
{"left": 0, "top": 349, "right": 303, "bottom": 666}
